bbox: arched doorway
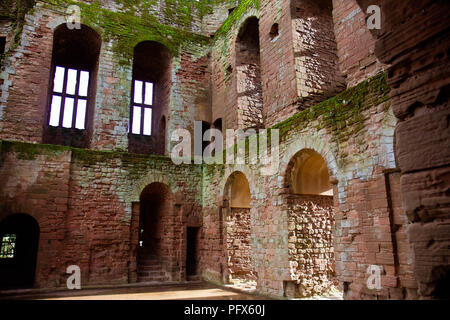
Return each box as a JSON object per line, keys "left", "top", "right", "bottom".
{"left": 0, "top": 214, "right": 40, "bottom": 289}
{"left": 284, "top": 149, "right": 340, "bottom": 298}
{"left": 137, "top": 183, "right": 173, "bottom": 282}
{"left": 223, "top": 172, "right": 257, "bottom": 287}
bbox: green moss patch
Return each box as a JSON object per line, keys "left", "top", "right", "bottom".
{"left": 214, "top": 0, "right": 259, "bottom": 39}
{"left": 0, "top": 140, "right": 71, "bottom": 160}
{"left": 273, "top": 72, "right": 391, "bottom": 144}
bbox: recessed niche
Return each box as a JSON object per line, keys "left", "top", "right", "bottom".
{"left": 270, "top": 23, "right": 279, "bottom": 40}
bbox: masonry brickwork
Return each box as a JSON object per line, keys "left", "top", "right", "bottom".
{"left": 286, "top": 195, "right": 335, "bottom": 298}
{"left": 226, "top": 207, "right": 256, "bottom": 282}
{"left": 0, "top": 0, "right": 448, "bottom": 300}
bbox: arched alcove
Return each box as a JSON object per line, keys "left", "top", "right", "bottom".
{"left": 129, "top": 41, "right": 172, "bottom": 155}
{"left": 223, "top": 172, "right": 256, "bottom": 285}
{"left": 284, "top": 149, "right": 339, "bottom": 298}
{"left": 290, "top": 149, "right": 333, "bottom": 195}
{"left": 236, "top": 17, "right": 264, "bottom": 130}
{"left": 0, "top": 214, "right": 40, "bottom": 289}
{"left": 228, "top": 172, "right": 251, "bottom": 209}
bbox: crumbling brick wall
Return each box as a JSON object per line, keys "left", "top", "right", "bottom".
{"left": 287, "top": 195, "right": 336, "bottom": 297}
{"left": 226, "top": 207, "right": 257, "bottom": 282}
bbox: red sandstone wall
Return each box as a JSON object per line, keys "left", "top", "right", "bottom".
{"left": 332, "top": 0, "right": 384, "bottom": 87}
{"left": 0, "top": 143, "right": 71, "bottom": 288}
{"left": 291, "top": 0, "right": 345, "bottom": 109}
{"left": 0, "top": 4, "right": 211, "bottom": 155}
{"left": 356, "top": 0, "right": 450, "bottom": 299}
{"left": 259, "top": 0, "right": 299, "bottom": 128}
{"left": 0, "top": 141, "right": 203, "bottom": 288}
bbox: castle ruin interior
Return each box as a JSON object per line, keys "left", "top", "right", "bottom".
{"left": 0, "top": 0, "right": 449, "bottom": 300}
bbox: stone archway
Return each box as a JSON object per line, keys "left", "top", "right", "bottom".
{"left": 283, "top": 149, "right": 340, "bottom": 298}
{"left": 136, "top": 182, "right": 174, "bottom": 283}
{"left": 222, "top": 171, "right": 257, "bottom": 287}
{"left": 0, "top": 214, "right": 40, "bottom": 289}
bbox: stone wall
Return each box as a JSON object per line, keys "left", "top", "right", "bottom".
{"left": 236, "top": 17, "right": 264, "bottom": 130}
{"left": 354, "top": 0, "right": 450, "bottom": 299}
{"left": 226, "top": 207, "right": 256, "bottom": 282}
{"left": 0, "top": 1, "right": 211, "bottom": 154}
{"left": 0, "top": 141, "right": 203, "bottom": 288}
{"left": 332, "top": 0, "right": 384, "bottom": 87}
{"left": 286, "top": 195, "right": 335, "bottom": 298}
{"left": 259, "top": 0, "right": 298, "bottom": 128}
{"left": 1, "top": 0, "right": 447, "bottom": 300}
{"left": 201, "top": 73, "right": 408, "bottom": 299}
{"left": 291, "top": 0, "right": 345, "bottom": 109}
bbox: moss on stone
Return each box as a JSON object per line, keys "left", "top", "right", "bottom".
{"left": 0, "top": 140, "right": 71, "bottom": 160}
{"left": 38, "top": 0, "right": 213, "bottom": 64}
{"left": 273, "top": 72, "right": 391, "bottom": 144}
{"left": 214, "top": 0, "right": 259, "bottom": 39}
{"left": 0, "top": 0, "right": 36, "bottom": 65}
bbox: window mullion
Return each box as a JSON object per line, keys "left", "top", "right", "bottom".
{"left": 73, "top": 70, "right": 82, "bottom": 129}
{"left": 141, "top": 83, "right": 146, "bottom": 135}
{"left": 59, "top": 68, "right": 69, "bottom": 128}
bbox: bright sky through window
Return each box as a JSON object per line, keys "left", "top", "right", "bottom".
{"left": 131, "top": 80, "right": 153, "bottom": 136}
{"left": 49, "top": 66, "right": 90, "bottom": 130}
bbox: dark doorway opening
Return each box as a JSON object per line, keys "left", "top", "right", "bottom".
{"left": 186, "top": 227, "right": 199, "bottom": 280}
{"left": 0, "top": 37, "right": 6, "bottom": 54}
{"left": 137, "top": 183, "right": 172, "bottom": 283}
{"left": 0, "top": 214, "right": 40, "bottom": 289}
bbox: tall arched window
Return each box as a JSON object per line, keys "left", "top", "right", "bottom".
{"left": 129, "top": 41, "right": 172, "bottom": 155}
{"left": 43, "top": 24, "right": 101, "bottom": 148}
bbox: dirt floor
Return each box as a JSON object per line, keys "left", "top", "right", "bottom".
{"left": 0, "top": 282, "right": 271, "bottom": 300}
